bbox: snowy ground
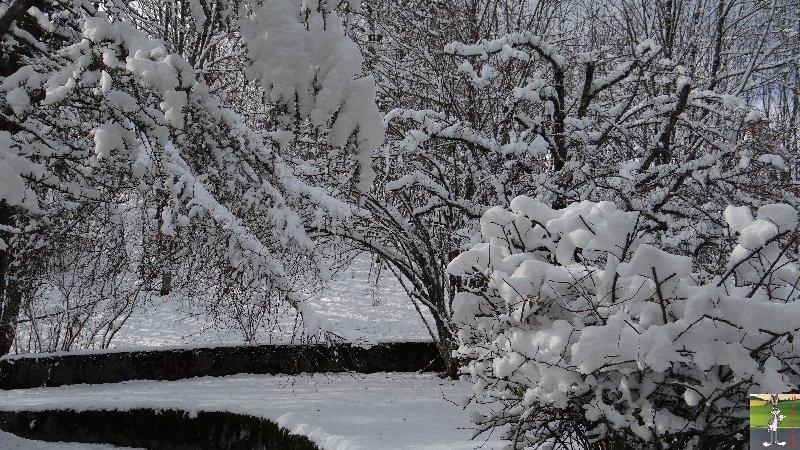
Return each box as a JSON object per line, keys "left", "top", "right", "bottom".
{"left": 0, "top": 373, "right": 506, "bottom": 450}
{"left": 109, "top": 255, "right": 432, "bottom": 348}
{"left": 2, "top": 257, "right": 477, "bottom": 449}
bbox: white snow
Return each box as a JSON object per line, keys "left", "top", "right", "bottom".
{"left": 0, "top": 155, "right": 29, "bottom": 208}
{"left": 25, "top": 6, "right": 54, "bottom": 33}
{"left": 159, "top": 90, "right": 187, "bottom": 129}
{"left": 757, "top": 203, "right": 798, "bottom": 231}
{"left": 6, "top": 87, "right": 30, "bottom": 115}
{"left": 737, "top": 218, "right": 779, "bottom": 250}
{"left": 0, "top": 131, "right": 37, "bottom": 211}
{"left": 757, "top": 154, "right": 787, "bottom": 170}
{"left": 301, "top": 257, "right": 433, "bottom": 343}
{"left": 0, "top": 373, "right": 506, "bottom": 450}
{"left": 242, "top": 0, "right": 383, "bottom": 193}
{"left": 723, "top": 205, "right": 753, "bottom": 232}
{"left": 0, "top": 431, "right": 138, "bottom": 449}
{"left": 105, "top": 255, "right": 431, "bottom": 348}
{"left": 617, "top": 243, "right": 692, "bottom": 289}
{"left": 93, "top": 123, "right": 126, "bottom": 159}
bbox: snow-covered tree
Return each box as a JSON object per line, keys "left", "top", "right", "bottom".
{"left": 314, "top": 0, "right": 799, "bottom": 378}
{"left": 0, "top": 0, "right": 379, "bottom": 353}
{"left": 294, "top": 0, "right": 546, "bottom": 378}
{"left": 124, "top": 0, "right": 272, "bottom": 127}
{"left": 449, "top": 198, "right": 800, "bottom": 449}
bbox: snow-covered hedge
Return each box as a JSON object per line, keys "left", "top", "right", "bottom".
{"left": 448, "top": 198, "right": 800, "bottom": 449}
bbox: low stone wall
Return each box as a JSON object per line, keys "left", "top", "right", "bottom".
{"left": 0, "top": 342, "right": 443, "bottom": 390}
{"left": 0, "top": 409, "right": 320, "bottom": 450}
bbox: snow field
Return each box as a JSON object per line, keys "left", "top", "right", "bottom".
{"left": 0, "top": 373, "right": 505, "bottom": 450}
{"left": 109, "top": 255, "right": 432, "bottom": 349}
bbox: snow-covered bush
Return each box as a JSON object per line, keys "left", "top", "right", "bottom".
{"left": 448, "top": 198, "right": 800, "bottom": 449}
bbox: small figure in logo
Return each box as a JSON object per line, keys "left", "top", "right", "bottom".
{"left": 764, "top": 394, "right": 787, "bottom": 447}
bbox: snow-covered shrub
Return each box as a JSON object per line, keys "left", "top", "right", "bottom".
{"left": 448, "top": 198, "right": 800, "bottom": 449}
{"left": 12, "top": 204, "right": 149, "bottom": 353}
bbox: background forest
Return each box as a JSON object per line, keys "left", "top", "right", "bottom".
{"left": 1, "top": 0, "right": 799, "bottom": 448}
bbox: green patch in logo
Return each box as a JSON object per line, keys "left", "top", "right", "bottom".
{"left": 750, "top": 394, "right": 799, "bottom": 448}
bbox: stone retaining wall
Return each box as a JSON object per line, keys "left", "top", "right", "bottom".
{"left": 0, "top": 409, "right": 320, "bottom": 450}
{"left": 0, "top": 342, "right": 443, "bottom": 389}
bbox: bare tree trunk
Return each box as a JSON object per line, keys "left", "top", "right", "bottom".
{"left": 428, "top": 284, "right": 460, "bottom": 379}
{"left": 434, "top": 316, "right": 460, "bottom": 379}
{"left": 0, "top": 275, "right": 22, "bottom": 355}
{"left": 0, "top": 200, "right": 22, "bottom": 355}
{"left": 156, "top": 189, "right": 173, "bottom": 296}
{"left": 160, "top": 270, "right": 172, "bottom": 296}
